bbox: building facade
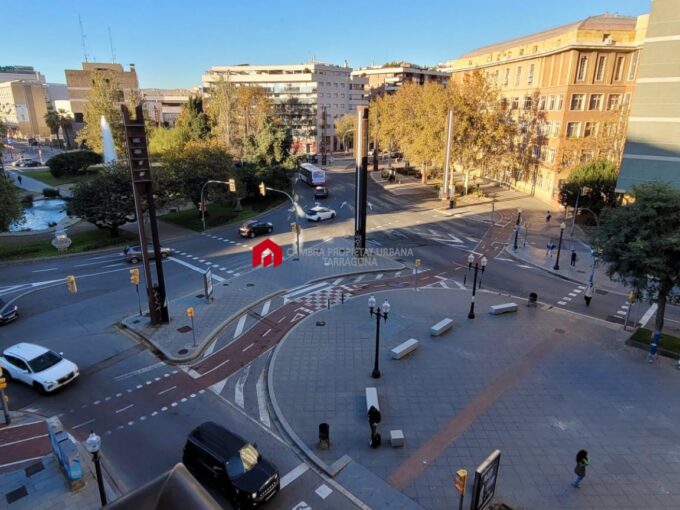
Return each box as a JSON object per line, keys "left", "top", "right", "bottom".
{"left": 0, "top": 66, "right": 46, "bottom": 85}
{"left": 202, "top": 62, "right": 367, "bottom": 154}
{"left": 141, "top": 88, "right": 201, "bottom": 127}
{"left": 617, "top": 0, "right": 680, "bottom": 192}
{"left": 442, "top": 14, "right": 648, "bottom": 203}
{"left": 65, "top": 62, "right": 139, "bottom": 124}
{"left": 0, "top": 80, "right": 51, "bottom": 139}
{"left": 351, "top": 63, "right": 450, "bottom": 98}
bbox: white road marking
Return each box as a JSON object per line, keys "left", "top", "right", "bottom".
{"left": 569, "top": 293, "right": 578, "bottom": 297}
{"left": 616, "top": 310, "right": 627, "bottom": 316}
{"left": 210, "top": 378, "right": 228, "bottom": 395}
{"left": 395, "top": 271, "right": 402, "bottom": 277}
{"left": 31, "top": 267, "right": 58, "bottom": 273}
{"left": 256, "top": 370, "right": 271, "bottom": 427}
{"left": 354, "top": 275, "right": 365, "bottom": 282}
{"left": 563, "top": 297, "right": 572, "bottom": 301}
{"left": 639, "top": 303, "right": 658, "bottom": 327}
{"left": 290, "top": 312, "right": 305, "bottom": 322}
{"left": 466, "top": 237, "right": 479, "bottom": 243}
{"left": 203, "top": 339, "right": 218, "bottom": 358}
{"left": 0, "top": 433, "right": 48, "bottom": 448}
{"left": 168, "top": 257, "right": 226, "bottom": 282}
{"left": 283, "top": 282, "right": 329, "bottom": 301}
{"left": 235, "top": 365, "right": 251, "bottom": 408}
{"left": 113, "top": 362, "right": 165, "bottom": 381}
{"left": 261, "top": 300, "right": 271, "bottom": 316}
{"left": 0, "top": 456, "right": 45, "bottom": 469}
{"left": 517, "top": 264, "right": 533, "bottom": 269}
{"left": 375, "top": 273, "right": 383, "bottom": 279}
{"left": 280, "top": 463, "right": 309, "bottom": 489}
{"left": 115, "top": 404, "right": 134, "bottom": 414}
{"left": 157, "top": 385, "right": 177, "bottom": 396}
{"left": 495, "top": 257, "right": 513, "bottom": 262}
{"left": 440, "top": 281, "right": 450, "bottom": 289}
{"left": 234, "top": 315, "right": 247, "bottom": 338}
{"left": 315, "top": 484, "right": 333, "bottom": 499}
{"left": 262, "top": 328, "right": 272, "bottom": 337}
{"left": 557, "top": 301, "right": 567, "bottom": 305}
{"left": 103, "top": 263, "right": 125, "bottom": 268}
{"left": 87, "top": 253, "right": 122, "bottom": 261}
{"left": 74, "top": 260, "right": 114, "bottom": 268}
{"left": 242, "top": 342, "right": 254, "bottom": 352}
{"left": 333, "top": 277, "right": 344, "bottom": 285}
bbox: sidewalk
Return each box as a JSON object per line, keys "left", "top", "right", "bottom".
{"left": 122, "top": 237, "right": 406, "bottom": 362}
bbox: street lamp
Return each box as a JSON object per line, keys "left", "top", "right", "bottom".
{"left": 513, "top": 208, "right": 523, "bottom": 250}
{"left": 85, "top": 431, "right": 107, "bottom": 506}
{"left": 553, "top": 222, "right": 566, "bottom": 271}
{"left": 368, "top": 295, "right": 390, "bottom": 379}
{"left": 467, "top": 254, "right": 488, "bottom": 319}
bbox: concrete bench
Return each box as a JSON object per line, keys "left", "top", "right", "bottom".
{"left": 390, "top": 429, "right": 405, "bottom": 447}
{"left": 430, "top": 318, "right": 454, "bottom": 336}
{"left": 391, "top": 338, "right": 420, "bottom": 359}
{"left": 489, "top": 303, "right": 518, "bottom": 315}
{"left": 366, "top": 387, "right": 379, "bottom": 412}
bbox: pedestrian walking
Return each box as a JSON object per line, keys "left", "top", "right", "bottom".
{"left": 584, "top": 284, "right": 594, "bottom": 307}
{"left": 546, "top": 241, "right": 555, "bottom": 257}
{"left": 570, "top": 250, "right": 577, "bottom": 267}
{"left": 572, "top": 450, "right": 589, "bottom": 488}
{"left": 367, "top": 405, "right": 381, "bottom": 448}
{"left": 17, "top": 174, "right": 22, "bottom": 185}
{"left": 545, "top": 210, "right": 552, "bottom": 222}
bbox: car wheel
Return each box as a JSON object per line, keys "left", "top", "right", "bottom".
{"left": 331, "top": 213, "right": 336, "bottom": 219}
{"left": 268, "top": 227, "right": 273, "bottom": 233}
{"left": 250, "top": 232, "right": 255, "bottom": 238}
{"left": 130, "top": 257, "right": 139, "bottom": 264}
{"left": 33, "top": 382, "right": 48, "bottom": 395}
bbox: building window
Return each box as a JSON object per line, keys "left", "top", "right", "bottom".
{"left": 580, "top": 150, "right": 594, "bottom": 163}
{"left": 588, "top": 93, "right": 603, "bottom": 111}
{"left": 494, "top": 69, "right": 499, "bottom": 84}
{"left": 623, "top": 93, "right": 631, "bottom": 107}
{"left": 547, "top": 95, "right": 556, "bottom": 111}
{"left": 552, "top": 121, "right": 561, "bottom": 137}
{"left": 595, "top": 55, "right": 606, "bottom": 81}
{"left": 515, "top": 66, "right": 522, "bottom": 86}
{"left": 628, "top": 52, "right": 639, "bottom": 81}
{"left": 570, "top": 93, "right": 585, "bottom": 110}
{"left": 576, "top": 55, "right": 588, "bottom": 81}
{"left": 74, "top": 112, "right": 84, "bottom": 123}
{"left": 583, "top": 122, "right": 598, "bottom": 137}
{"left": 499, "top": 97, "right": 508, "bottom": 110}
{"left": 556, "top": 94, "right": 564, "bottom": 110}
{"left": 503, "top": 68, "right": 510, "bottom": 86}
{"left": 546, "top": 148, "right": 556, "bottom": 163}
{"left": 614, "top": 56, "right": 625, "bottom": 81}
{"left": 523, "top": 95, "right": 532, "bottom": 109}
{"left": 538, "top": 96, "right": 546, "bottom": 110}
{"left": 607, "top": 94, "right": 621, "bottom": 110}
{"left": 511, "top": 97, "right": 520, "bottom": 110}
{"left": 527, "top": 64, "right": 535, "bottom": 85}
{"left": 566, "top": 122, "right": 581, "bottom": 138}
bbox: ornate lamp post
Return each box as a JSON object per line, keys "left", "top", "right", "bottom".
{"left": 368, "top": 295, "right": 390, "bottom": 379}
{"left": 513, "top": 208, "right": 523, "bottom": 250}
{"left": 553, "top": 222, "right": 566, "bottom": 270}
{"left": 467, "top": 254, "right": 488, "bottom": 319}
{"left": 85, "top": 431, "right": 107, "bottom": 506}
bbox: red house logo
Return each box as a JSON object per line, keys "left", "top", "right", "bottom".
{"left": 252, "top": 238, "right": 283, "bottom": 268}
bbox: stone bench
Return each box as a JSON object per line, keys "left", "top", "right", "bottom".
{"left": 391, "top": 338, "right": 420, "bottom": 359}
{"left": 390, "top": 429, "right": 405, "bottom": 447}
{"left": 430, "top": 318, "right": 454, "bottom": 336}
{"left": 489, "top": 303, "right": 518, "bottom": 315}
{"left": 366, "top": 387, "right": 379, "bottom": 412}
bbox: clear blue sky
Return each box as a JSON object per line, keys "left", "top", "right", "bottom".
{"left": 6, "top": 0, "right": 650, "bottom": 89}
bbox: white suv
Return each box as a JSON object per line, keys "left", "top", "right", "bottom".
{"left": 1, "top": 343, "right": 79, "bottom": 393}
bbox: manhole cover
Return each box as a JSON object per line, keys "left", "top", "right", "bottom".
{"left": 316, "top": 321, "right": 326, "bottom": 326}
{"left": 196, "top": 294, "right": 205, "bottom": 299}
{"left": 554, "top": 328, "right": 566, "bottom": 334}
{"left": 246, "top": 283, "right": 255, "bottom": 287}
{"left": 177, "top": 326, "right": 192, "bottom": 334}
{"left": 388, "top": 281, "right": 410, "bottom": 288}
{"left": 177, "top": 348, "right": 189, "bottom": 355}
{"left": 5, "top": 486, "right": 28, "bottom": 504}
{"left": 25, "top": 461, "right": 44, "bottom": 477}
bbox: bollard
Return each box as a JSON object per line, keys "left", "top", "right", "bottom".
{"left": 318, "top": 423, "right": 330, "bottom": 449}
{"left": 341, "top": 292, "right": 345, "bottom": 304}
{"left": 327, "top": 298, "right": 331, "bottom": 310}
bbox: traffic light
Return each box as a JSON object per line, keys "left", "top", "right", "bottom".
{"left": 454, "top": 469, "right": 467, "bottom": 494}
{"left": 415, "top": 258, "right": 421, "bottom": 267}
{"left": 259, "top": 182, "right": 266, "bottom": 196}
{"left": 229, "top": 178, "right": 236, "bottom": 192}
{"left": 66, "top": 275, "right": 77, "bottom": 293}
{"left": 628, "top": 291, "right": 637, "bottom": 303}
{"left": 0, "top": 369, "right": 6, "bottom": 390}
{"left": 186, "top": 307, "right": 194, "bottom": 318}
{"left": 129, "top": 268, "right": 140, "bottom": 285}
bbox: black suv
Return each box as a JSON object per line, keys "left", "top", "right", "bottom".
{"left": 183, "top": 422, "right": 279, "bottom": 507}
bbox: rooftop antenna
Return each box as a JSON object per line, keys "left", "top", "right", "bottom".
{"left": 78, "top": 15, "right": 89, "bottom": 63}
{"left": 108, "top": 27, "right": 116, "bottom": 62}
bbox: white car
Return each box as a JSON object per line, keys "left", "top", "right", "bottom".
{"left": 305, "top": 206, "right": 336, "bottom": 222}
{"left": 0, "top": 343, "right": 79, "bottom": 394}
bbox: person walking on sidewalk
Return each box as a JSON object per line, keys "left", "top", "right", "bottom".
{"left": 545, "top": 210, "right": 552, "bottom": 222}
{"left": 570, "top": 249, "right": 577, "bottom": 267}
{"left": 17, "top": 174, "right": 22, "bottom": 185}
{"left": 584, "top": 284, "right": 594, "bottom": 307}
{"left": 546, "top": 241, "right": 555, "bottom": 257}
{"left": 572, "top": 450, "right": 589, "bottom": 488}
{"left": 368, "top": 405, "right": 381, "bottom": 448}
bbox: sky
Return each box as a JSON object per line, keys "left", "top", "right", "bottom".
{"left": 5, "top": 0, "right": 650, "bottom": 89}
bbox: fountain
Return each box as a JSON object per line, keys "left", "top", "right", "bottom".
{"left": 100, "top": 115, "right": 117, "bottom": 164}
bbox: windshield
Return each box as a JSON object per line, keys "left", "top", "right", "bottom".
{"left": 226, "top": 444, "right": 259, "bottom": 478}
{"left": 28, "top": 351, "right": 62, "bottom": 373}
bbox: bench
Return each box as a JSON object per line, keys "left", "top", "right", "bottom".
{"left": 391, "top": 338, "right": 420, "bottom": 359}
{"left": 366, "top": 387, "right": 379, "bottom": 412}
{"left": 489, "top": 303, "right": 518, "bottom": 315}
{"left": 430, "top": 318, "right": 454, "bottom": 336}
{"left": 390, "top": 429, "right": 405, "bottom": 447}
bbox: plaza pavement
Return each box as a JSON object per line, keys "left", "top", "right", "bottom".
{"left": 269, "top": 286, "right": 680, "bottom": 509}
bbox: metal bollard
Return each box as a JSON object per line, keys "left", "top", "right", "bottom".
{"left": 327, "top": 298, "right": 331, "bottom": 310}
{"left": 341, "top": 292, "right": 345, "bottom": 304}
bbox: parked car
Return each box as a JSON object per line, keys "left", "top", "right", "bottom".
{"left": 239, "top": 220, "right": 273, "bottom": 238}
{"left": 314, "top": 185, "right": 329, "bottom": 199}
{"left": 0, "top": 343, "right": 79, "bottom": 394}
{"left": 305, "top": 205, "right": 336, "bottom": 222}
{"left": 27, "top": 138, "right": 38, "bottom": 146}
{"left": 123, "top": 244, "right": 172, "bottom": 263}
{"left": 0, "top": 298, "right": 19, "bottom": 325}
{"left": 183, "top": 422, "right": 280, "bottom": 507}
{"left": 13, "top": 158, "right": 40, "bottom": 167}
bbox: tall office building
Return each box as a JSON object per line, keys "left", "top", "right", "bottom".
{"left": 0, "top": 80, "right": 51, "bottom": 139}
{"left": 202, "top": 62, "right": 367, "bottom": 154}
{"left": 617, "top": 0, "right": 680, "bottom": 192}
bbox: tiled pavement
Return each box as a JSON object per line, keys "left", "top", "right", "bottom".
{"left": 269, "top": 286, "right": 680, "bottom": 509}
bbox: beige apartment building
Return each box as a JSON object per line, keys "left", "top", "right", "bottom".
{"left": 65, "top": 62, "right": 139, "bottom": 125}
{"left": 351, "top": 63, "right": 450, "bottom": 98}
{"left": 442, "top": 14, "right": 648, "bottom": 203}
{"left": 141, "top": 88, "right": 201, "bottom": 127}
{"left": 0, "top": 80, "right": 51, "bottom": 139}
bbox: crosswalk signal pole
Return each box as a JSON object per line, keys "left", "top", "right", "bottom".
{"left": 415, "top": 259, "right": 421, "bottom": 292}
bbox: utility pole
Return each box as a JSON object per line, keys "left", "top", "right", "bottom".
{"left": 354, "top": 106, "right": 369, "bottom": 257}
{"left": 321, "top": 106, "right": 327, "bottom": 166}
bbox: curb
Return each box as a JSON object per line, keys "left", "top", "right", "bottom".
{"left": 503, "top": 245, "right": 587, "bottom": 286}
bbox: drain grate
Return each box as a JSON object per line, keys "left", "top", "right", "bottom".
{"left": 177, "top": 326, "right": 192, "bottom": 334}
{"left": 246, "top": 283, "right": 255, "bottom": 287}
{"left": 316, "top": 321, "right": 326, "bottom": 327}
{"left": 24, "top": 461, "right": 44, "bottom": 477}
{"left": 6, "top": 486, "right": 28, "bottom": 504}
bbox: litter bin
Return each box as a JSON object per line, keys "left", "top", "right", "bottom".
{"left": 449, "top": 199, "right": 455, "bottom": 210}
{"left": 528, "top": 292, "right": 538, "bottom": 307}
{"left": 318, "top": 423, "right": 330, "bottom": 449}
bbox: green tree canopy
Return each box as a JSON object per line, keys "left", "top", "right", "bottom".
{"left": 595, "top": 182, "right": 680, "bottom": 336}
{"left": 242, "top": 116, "right": 292, "bottom": 166}
{"left": 559, "top": 160, "right": 618, "bottom": 216}
{"left": 148, "top": 97, "right": 210, "bottom": 157}
{"left": 44, "top": 107, "right": 62, "bottom": 146}
{"left": 0, "top": 174, "right": 23, "bottom": 232}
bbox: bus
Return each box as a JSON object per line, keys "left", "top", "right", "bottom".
{"left": 298, "top": 163, "right": 326, "bottom": 186}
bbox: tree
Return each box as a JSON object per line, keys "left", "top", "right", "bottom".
{"left": 335, "top": 113, "right": 355, "bottom": 150}
{"left": 595, "top": 182, "right": 680, "bottom": 340}
{"left": 558, "top": 160, "right": 618, "bottom": 217}
{"left": 58, "top": 109, "right": 74, "bottom": 149}
{"left": 148, "top": 125, "right": 189, "bottom": 156}
{"left": 44, "top": 107, "right": 62, "bottom": 147}
{"left": 206, "top": 76, "right": 239, "bottom": 151}
{"left": 176, "top": 96, "right": 209, "bottom": 141}
{"left": 0, "top": 174, "right": 23, "bottom": 232}
{"left": 68, "top": 163, "right": 136, "bottom": 237}
{"left": 242, "top": 116, "right": 292, "bottom": 166}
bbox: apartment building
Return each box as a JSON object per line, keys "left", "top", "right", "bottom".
{"left": 351, "top": 63, "right": 450, "bottom": 98}
{"left": 442, "top": 14, "right": 648, "bottom": 203}
{"left": 202, "top": 62, "right": 367, "bottom": 154}
{"left": 65, "top": 62, "right": 139, "bottom": 125}
{"left": 0, "top": 80, "right": 51, "bottom": 139}
{"left": 617, "top": 0, "right": 680, "bottom": 193}
{"left": 141, "top": 88, "right": 201, "bottom": 126}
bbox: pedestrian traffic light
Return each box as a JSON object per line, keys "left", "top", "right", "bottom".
{"left": 628, "top": 291, "right": 637, "bottom": 303}
{"left": 66, "top": 275, "right": 77, "bottom": 293}
{"left": 129, "top": 268, "right": 140, "bottom": 285}
{"left": 228, "top": 178, "right": 236, "bottom": 192}
{"left": 0, "top": 376, "right": 6, "bottom": 390}
{"left": 454, "top": 469, "right": 467, "bottom": 494}
{"left": 415, "top": 259, "right": 421, "bottom": 267}
{"left": 259, "top": 182, "right": 266, "bottom": 196}
{"left": 186, "top": 307, "right": 194, "bottom": 318}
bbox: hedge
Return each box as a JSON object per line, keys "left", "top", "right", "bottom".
{"left": 47, "top": 150, "right": 102, "bottom": 178}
